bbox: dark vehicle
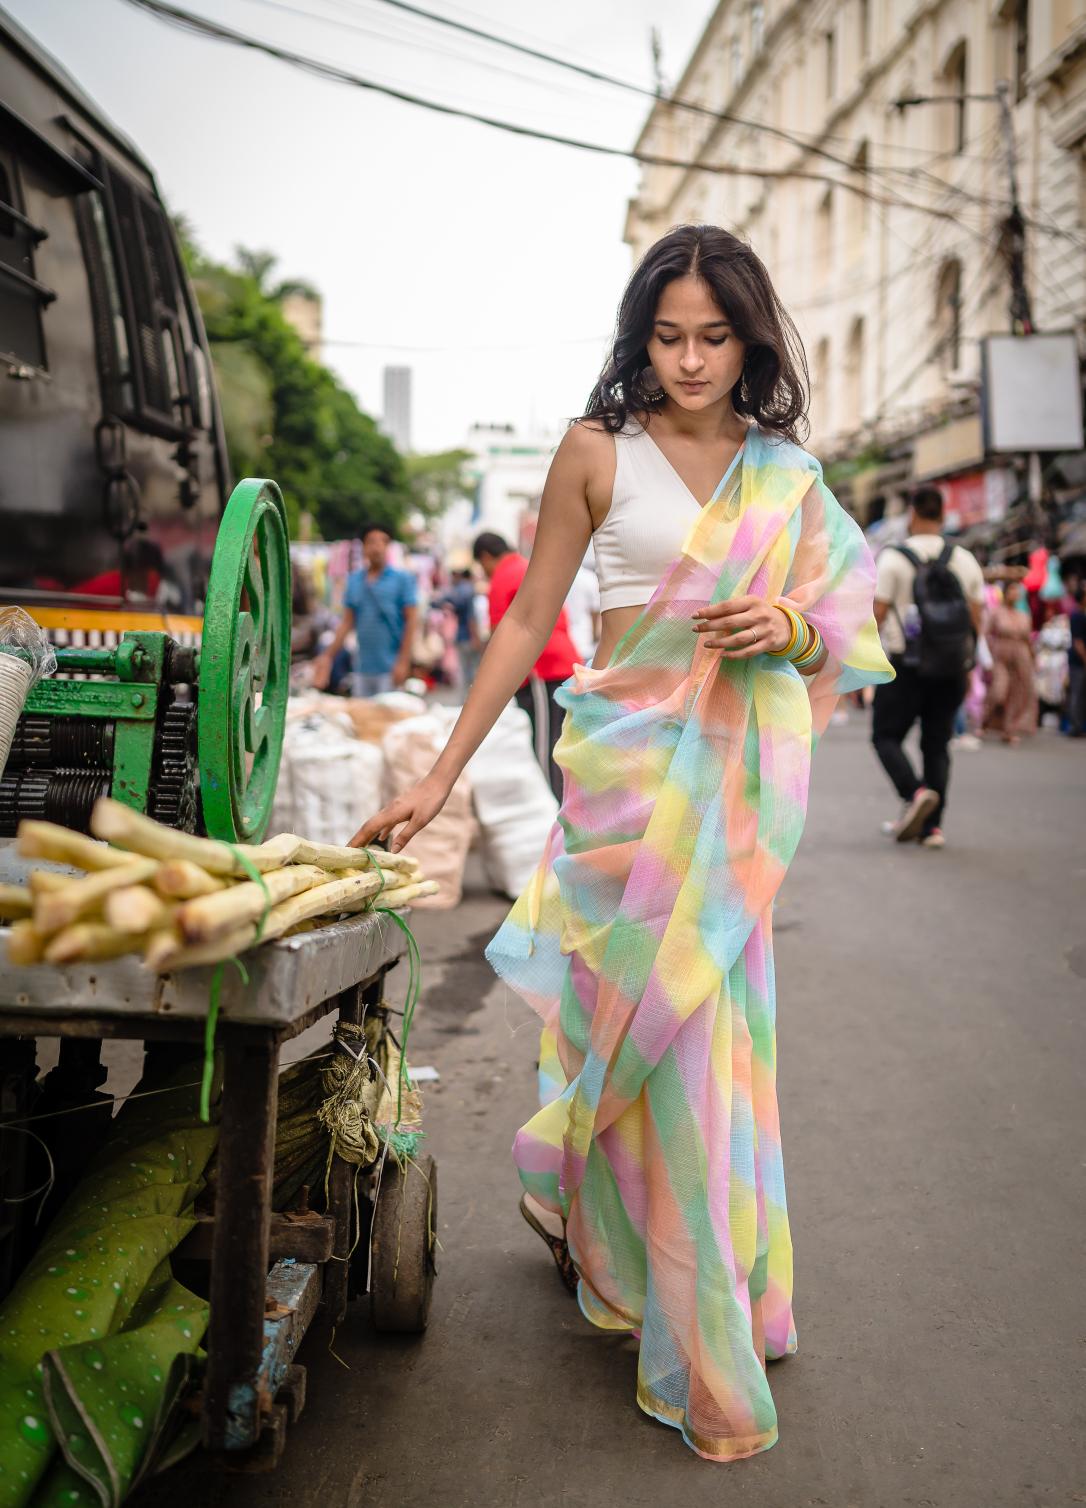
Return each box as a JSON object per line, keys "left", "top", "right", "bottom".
{"left": 0, "top": 6, "right": 228, "bottom": 638}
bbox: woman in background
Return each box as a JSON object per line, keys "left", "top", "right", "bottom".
{"left": 983, "top": 579, "right": 1038, "bottom": 743}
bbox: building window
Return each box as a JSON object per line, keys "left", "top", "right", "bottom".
{"left": 751, "top": 1, "right": 765, "bottom": 53}
{"left": 943, "top": 41, "right": 968, "bottom": 156}
{"left": 816, "top": 188, "right": 833, "bottom": 283}
{"left": 936, "top": 258, "right": 963, "bottom": 372}
{"left": 0, "top": 152, "right": 48, "bottom": 370}
{"left": 859, "top": 0, "right": 871, "bottom": 59}
{"left": 814, "top": 336, "right": 831, "bottom": 436}
{"left": 849, "top": 140, "right": 869, "bottom": 244}
{"left": 1013, "top": 0, "right": 1029, "bottom": 103}
{"left": 845, "top": 317, "right": 865, "bottom": 428}
{"left": 825, "top": 28, "right": 837, "bottom": 98}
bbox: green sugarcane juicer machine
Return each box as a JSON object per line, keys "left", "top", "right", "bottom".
{"left": 0, "top": 479, "right": 291, "bottom": 844}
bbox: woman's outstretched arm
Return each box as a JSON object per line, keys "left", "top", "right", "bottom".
{"left": 349, "top": 425, "right": 598, "bottom": 852}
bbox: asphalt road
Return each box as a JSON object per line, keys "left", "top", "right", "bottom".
{"left": 154, "top": 717, "right": 1085, "bottom": 1508}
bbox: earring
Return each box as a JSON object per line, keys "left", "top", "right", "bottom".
{"left": 640, "top": 364, "right": 664, "bottom": 398}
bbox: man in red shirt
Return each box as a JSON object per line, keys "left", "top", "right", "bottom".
{"left": 473, "top": 531, "right": 579, "bottom": 799}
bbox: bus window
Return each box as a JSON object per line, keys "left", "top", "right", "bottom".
{"left": 0, "top": 152, "right": 47, "bottom": 371}
{"left": 100, "top": 164, "right": 194, "bottom": 436}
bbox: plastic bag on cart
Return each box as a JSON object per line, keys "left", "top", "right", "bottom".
{"left": 464, "top": 703, "right": 558, "bottom": 899}
{"left": 380, "top": 713, "right": 473, "bottom": 908}
{"left": 270, "top": 716, "right": 385, "bottom": 847}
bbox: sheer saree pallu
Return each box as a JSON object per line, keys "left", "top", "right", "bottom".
{"left": 487, "top": 426, "right": 893, "bottom": 1463}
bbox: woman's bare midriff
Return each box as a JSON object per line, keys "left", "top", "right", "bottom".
{"left": 594, "top": 604, "right": 644, "bottom": 669}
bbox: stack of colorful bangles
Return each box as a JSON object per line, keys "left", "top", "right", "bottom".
{"left": 769, "top": 603, "right": 824, "bottom": 670}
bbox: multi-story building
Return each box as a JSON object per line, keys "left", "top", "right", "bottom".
{"left": 382, "top": 364, "right": 413, "bottom": 454}
{"left": 434, "top": 422, "right": 563, "bottom": 563}
{"left": 625, "top": 0, "right": 1086, "bottom": 535}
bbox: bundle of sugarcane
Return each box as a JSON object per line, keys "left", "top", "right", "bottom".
{"left": 0, "top": 797, "right": 438, "bottom": 970}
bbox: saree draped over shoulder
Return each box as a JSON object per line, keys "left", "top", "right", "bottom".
{"left": 486, "top": 425, "right": 893, "bottom": 1463}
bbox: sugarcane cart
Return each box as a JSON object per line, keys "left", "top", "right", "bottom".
{"left": 0, "top": 481, "right": 438, "bottom": 1471}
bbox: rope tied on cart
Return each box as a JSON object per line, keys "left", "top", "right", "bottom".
{"left": 199, "top": 845, "right": 272, "bottom": 1123}
{"left": 355, "top": 846, "right": 424, "bottom": 1140}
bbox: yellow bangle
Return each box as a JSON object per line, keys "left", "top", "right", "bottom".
{"left": 768, "top": 605, "right": 802, "bottom": 657}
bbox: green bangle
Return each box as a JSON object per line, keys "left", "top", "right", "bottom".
{"left": 793, "top": 625, "right": 824, "bottom": 669}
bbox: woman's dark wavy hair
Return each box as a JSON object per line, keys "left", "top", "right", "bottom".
{"left": 582, "top": 223, "right": 810, "bottom": 443}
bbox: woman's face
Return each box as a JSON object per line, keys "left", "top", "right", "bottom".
{"left": 645, "top": 275, "right": 747, "bottom": 414}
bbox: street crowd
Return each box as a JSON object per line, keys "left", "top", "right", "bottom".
{"left": 289, "top": 496, "right": 1086, "bottom": 842}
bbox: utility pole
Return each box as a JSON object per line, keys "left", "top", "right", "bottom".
{"left": 893, "top": 86, "right": 1032, "bottom": 337}
{"left": 894, "top": 84, "right": 1045, "bottom": 530}
{"left": 994, "top": 78, "right": 1033, "bottom": 337}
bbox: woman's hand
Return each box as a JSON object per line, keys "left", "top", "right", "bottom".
{"left": 348, "top": 773, "right": 451, "bottom": 854}
{"left": 692, "top": 596, "right": 792, "bottom": 659}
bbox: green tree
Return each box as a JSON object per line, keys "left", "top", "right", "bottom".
{"left": 180, "top": 233, "right": 410, "bottom": 539}
{"left": 405, "top": 448, "right": 476, "bottom": 521}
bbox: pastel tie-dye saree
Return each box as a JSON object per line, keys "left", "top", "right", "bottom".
{"left": 487, "top": 424, "right": 893, "bottom": 1462}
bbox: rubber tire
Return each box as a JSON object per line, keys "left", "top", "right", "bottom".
{"left": 369, "top": 1153, "right": 437, "bottom": 1334}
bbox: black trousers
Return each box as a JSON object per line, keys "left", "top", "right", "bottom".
{"left": 516, "top": 677, "right": 567, "bottom": 801}
{"left": 871, "top": 662, "right": 966, "bottom": 832}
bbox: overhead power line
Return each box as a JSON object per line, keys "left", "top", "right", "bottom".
{"left": 119, "top": 0, "right": 1022, "bottom": 233}
{"left": 360, "top": 0, "right": 1079, "bottom": 235}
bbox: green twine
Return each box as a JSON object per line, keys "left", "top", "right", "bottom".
{"left": 358, "top": 849, "right": 423, "bottom": 1121}
{"left": 373, "top": 905, "right": 423, "bottom": 1127}
{"left": 201, "top": 955, "right": 249, "bottom": 1122}
{"left": 198, "top": 844, "right": 272, "bottom": 1124}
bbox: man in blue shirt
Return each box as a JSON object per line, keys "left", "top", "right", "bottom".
{"left": 314, "top": 523, "right": 418, "bottom": 696}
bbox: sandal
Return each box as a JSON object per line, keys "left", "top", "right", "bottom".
{"left": 518, "top": 1194, "right": 580, "bottom": 1296}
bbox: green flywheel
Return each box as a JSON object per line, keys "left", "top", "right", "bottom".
{"left": 198, "top": 478, "right": 291, "bottom": 844}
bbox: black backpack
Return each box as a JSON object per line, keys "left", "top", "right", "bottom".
{"left": 893, "top": 542, "right": 975, "bottom": 678}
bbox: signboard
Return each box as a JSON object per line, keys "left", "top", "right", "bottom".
{"left": 981, "top": 332, "right": 1084, "bottom": 452}
{"left": 942, "top": 468, "right": 1016, "bottom": 532}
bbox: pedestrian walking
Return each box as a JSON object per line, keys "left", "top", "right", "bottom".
{"left": 442, "top": 568, "right": 481, "bottom": 689}
{"left": 562, "top": 555, "right": 602, "bottom": 663}
{"left": 471, "top": 531, "right": 579, "bottom": 798}
{"left": 312, "top": 523, "right": 418, "bottom": 697}
{"left": 982, "top": 580, "right": 1039, "bottom": 743}
{"left": 351, "top": 225, "right": 891, "bottom": 1462}
{"left": 1067, "top": 581, "right": 1086, "bottom": 736}
{"left": 871, "top": 486, "right": 984, "bottom": 847}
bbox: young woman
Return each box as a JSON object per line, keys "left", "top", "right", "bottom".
{"left": 352, "top": 224, "right": 893, "bottom": 1462}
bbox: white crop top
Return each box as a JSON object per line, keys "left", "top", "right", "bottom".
{"left": 593, "top": 418, "right": 747, "bottom": 613}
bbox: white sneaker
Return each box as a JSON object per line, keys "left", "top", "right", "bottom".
{"left": 890, "top": 787, "right": 940, "bottom": 843}
{"left": 920, "top": 828, "right": 946, "bottom": 848}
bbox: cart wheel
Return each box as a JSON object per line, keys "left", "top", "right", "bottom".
{"left": 370, "top": 1153, "right": 437, "bottom": 1334}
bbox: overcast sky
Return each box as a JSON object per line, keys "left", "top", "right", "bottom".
{"left": 8, "top": 0, "right": 710, "bottom": 452}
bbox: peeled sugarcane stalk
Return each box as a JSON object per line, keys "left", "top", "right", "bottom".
{"left": 337, "top": 873, "right": 429, "bottom": 913}
{"left": 176, "top": 864, "right": 327, "bottom": 945}
{"left": 104, "top": 885, "right": 176, "bottom": 935}
{"left": 32, "top": 858, "right": 158, "bottom": 934}
{"left": 153, "top": 861, "right": 229, "bottom": 900}
{"left": 148, "top": 869, "right": 388, "bottom": 972}
{"left": 90, "top": 798, "right": 301, "bottom": 875}
{"left": 142, "top": 924, "right": 182, "bottom": 971}
{"left": 28, "top": 871, "right": 73, "bottom": 895}
{"left": 289, "top": 837, "right": 419, "bottom": 876}
{"left": 5, "top": 920, "right": 46, "bottom": 964}
{"left": 17, "top": 819, "right": 138, "bottom": 872}
{"left": 0, "top": 885, "right": 32, "bottom": 920}
{"left": 44, "top": 921, "right": 148, "bottom": 965}
{"left": 367, "top": 880, "right": 439, "bottom": 910}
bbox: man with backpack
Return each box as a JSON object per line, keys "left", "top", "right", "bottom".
{"left": 871, "top": 485, "right": 985, "bottom": 847}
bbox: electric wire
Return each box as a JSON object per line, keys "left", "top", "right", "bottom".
{"left": 119, "top": 0, "right": 1067, "bottom": 238}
